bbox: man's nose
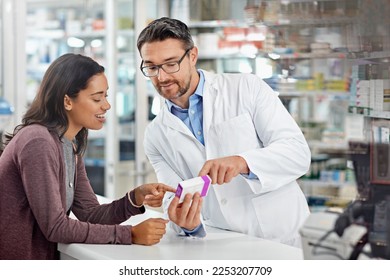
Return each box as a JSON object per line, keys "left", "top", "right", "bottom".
{"left": 157, "top": 67, "right": 169, "bottom": 81}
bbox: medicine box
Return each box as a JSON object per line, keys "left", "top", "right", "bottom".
{"left": 175, "top": 175, "right": 211, "bottom": 203}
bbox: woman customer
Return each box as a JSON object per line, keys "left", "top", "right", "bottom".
{"left": 0, "top": 53, "right": 174, "bottom": 259}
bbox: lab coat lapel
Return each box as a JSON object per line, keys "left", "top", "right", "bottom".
{"left": 202, "top": 71, "right": 218, "bottom": 153}
{"left": 160, "top": 104, "right": 196, "bottom": 137}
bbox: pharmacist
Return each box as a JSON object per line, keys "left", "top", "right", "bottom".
{"left": 137, "top": 17, "right": 311, "bottom": 248}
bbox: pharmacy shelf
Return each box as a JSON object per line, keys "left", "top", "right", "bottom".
{"left": 278, "top": 90, "right": 349, "bottom": 98}
{"left": 347, "top": 51, "right": 390, "bottom": 60}
{"left": 267, "top": 51, "right": 347, "bottom": 60}
{"left": 198, "top": 53, "right": 257, "bottom": 60}
{"left": 368, "top": 111, "right": 390, "bottom": 119}
{"left": 198, "top": 51, "right": 348, "bottom": 61}
{"left": 27, "top": 28, "right": 134, "bottom": 39}
{"left": 348, "top": 106, "right": 390, "bottom": 120}
{"left": 264, "top": 17, "right": 357, "bottom": 27}
{"left": 188, "top": 20, "right": 247, "bottom": 29}
{"left": 308, "top": 140, "right": 349, "bottom": 154}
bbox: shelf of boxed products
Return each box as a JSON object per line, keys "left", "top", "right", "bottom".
{"left": 190, "top": 28, "right": 353, "bottom": 85}
{"left": 189, "top": 0, "right": 366, "bottom": 64}
{"left": 260, "top": 0, "right": 359, "bottom": 26}
{"left": 27, "top": 28, "right": 134, "bottom": 57}
{"left": 266, "top": 74, "right": 350, "bottom": 98}
{"left": 307, "top": 140, "right": 349, "bottom": 155}
{"left": 263, "top": 16, "right": 357, "bottom": 28}
{"left": 197, "top": 50, "right": 349, "bottom": 62}
{"left": 26, "top": 0, "right": 136, "bottom": 82}
{"left": 257, "top": 0, "right": 361, "bottom": 61}
{"left": 298, "top": 152, "right": 357, "bottom": 211}
{"left": 278, "top": 90, "right": 349, "bottom": 99}
{"left": 298, "top": 178, "right": 357, "bottom": 211}
{"left": 348, "top": 52, "right": 390, "bottom": 119}
{"left": 267, "top": 51, "right": 347, "bottom": 60}
{"left": 348, "top": 107, "right": 390, "bottom": 120}
{"left": 191, "top": 23, "right": 266, "bottom": 59}
{"left": 26, "top": 25, "right": 135, "bottom": 89}
{"left": 192, "top": 24, "right": 350, "bottom": 62}
{"left": 188, "top": 20, "right": 248, "bottom": 29}
{"left": 347, "top": 50, "right": 390, "bottom": 61}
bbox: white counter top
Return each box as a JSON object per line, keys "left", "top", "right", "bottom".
{"left": 58, "top": 196, "right": 303, "bottom": 260}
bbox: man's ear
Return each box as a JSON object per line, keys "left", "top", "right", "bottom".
{"left": 190, "top": 46, "right": 198, "bottom": 66}
{"left": 64, "top": 94, "right": 72, "bottom": 111}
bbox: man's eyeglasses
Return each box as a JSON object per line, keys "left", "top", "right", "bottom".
{"left": 140, "top": 49, "right": 191, "bottom": 77}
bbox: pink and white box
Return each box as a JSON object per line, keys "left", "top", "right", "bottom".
{"left": 175, "top": 175, "right": 211, "bottom": 203}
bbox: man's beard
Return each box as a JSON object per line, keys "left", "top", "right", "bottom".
{"left": 156, "top": 76, "right": 191, "bottom": 100}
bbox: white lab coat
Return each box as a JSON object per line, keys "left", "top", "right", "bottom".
{"left": 144, "top": 70, "right": 311, "bottom": 247}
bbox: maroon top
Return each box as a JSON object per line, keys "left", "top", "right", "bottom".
{"left": 0, "top": 124, "right": 144, "bottom": 259}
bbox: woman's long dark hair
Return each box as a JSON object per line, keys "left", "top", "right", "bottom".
{"left": 0, "top": 53, "right": 105, "bottom": 156}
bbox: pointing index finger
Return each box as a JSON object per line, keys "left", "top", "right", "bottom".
{"left": 158, "top": 184, "right": 176, "bottom": 193}
{"left": 198, "top": 163, "right": 210, "bottom": 177}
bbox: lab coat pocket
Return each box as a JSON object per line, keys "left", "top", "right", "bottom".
{"left": 209, "top": 113, "right": 260, "bottom": 157}
{"left": 251, "top": 186, "right": 297, "bottom": 241}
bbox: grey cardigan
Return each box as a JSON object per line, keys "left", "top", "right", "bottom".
{"left": 0, "top": 124, "right": 144, "bottom": 259}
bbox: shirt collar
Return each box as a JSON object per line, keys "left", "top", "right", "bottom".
{"left": 166, "top": 70, "right": 205, "bottom": 112}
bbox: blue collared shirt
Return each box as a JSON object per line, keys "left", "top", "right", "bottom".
{"left": 166, "top": 71, "right": 205, "bottom": 145}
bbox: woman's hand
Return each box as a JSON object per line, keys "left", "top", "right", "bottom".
{"left": 131, "top": 218, "right": 169, "bottom": 245}
{"left": 133, "top": 183, "right": 176, "bottom": 207}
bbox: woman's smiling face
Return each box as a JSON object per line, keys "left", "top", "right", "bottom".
{"left": 64, "top": 73, "right": 110, "bottom": 139}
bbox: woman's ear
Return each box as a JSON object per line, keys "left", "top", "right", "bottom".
{"left": 64, "top": 95, "right": 72, "bottom": 111}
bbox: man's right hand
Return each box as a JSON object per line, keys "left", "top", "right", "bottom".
{"left": 131, "top": 218, "right": 168, "bottom": 245}
{"left": 167, "top": 192, "right": 203, "bottom": 231}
